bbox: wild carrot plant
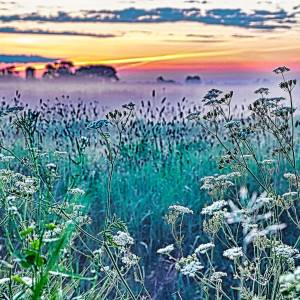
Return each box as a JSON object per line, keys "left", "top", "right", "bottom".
{"left": 0, "top": 67, "right": 299, "bottom": 299}
{"left": 158, "top": 67, "right": 300, "bottom": 299}
{"left": 0, "top": 98, "right": 149, "bottom": 299}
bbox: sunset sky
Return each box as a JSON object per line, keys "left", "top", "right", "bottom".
{"left": 0, "top": 0, "right": 300, "bottom": 80}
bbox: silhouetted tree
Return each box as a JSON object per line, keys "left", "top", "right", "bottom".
{"left": 0, "top": 65, "right": 19, "bottom": 80}
{"left": 156, "top": 76, "right": 176, "bottom": 84}
{"left": 56, "top": 60, "right": 74, "bottom": 77}
{"left": 185, "top": 75, "right": 202, "bottom": 84}
{"left": 25, "top": 66, "right": 36, "bottom": 80}
{"left": 75, "top": 65, "right": 119, "bottom": 81}
{"left": 42, "top": 63, "right": 56, "bottom": 79}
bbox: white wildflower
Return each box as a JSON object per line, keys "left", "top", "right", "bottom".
{"left": 251, "top": 196, "right": 274, "bottom": 210}
{"left": 274, "top": 244, "right": 299, "bottom": 258}
{"left": 194, "top": 242, "right": 215, "bottom": 254}
{"left": 282, "top": 192, "right": 298, "bottom": 199}
{"left": 175, "top": 254, "right": 204, "bottom": 277}
{"left": 0, "top": 278, "right": 10, "bottom": 285}
{"left": 68, "top": 188, "right": 85, "bottom": 195}
{"left": 201, "top": 175, "right": 234, "bottom": 192}
{"left": 169, "top": 205, "right": 193, "bottom": 214}
{"left": 112, "top": 231, "right": 134, "bottom": 247}
{"left": 157, "top": 244, "right": 174, "bottom": 255}
{"left": 46, "top": 163, "right": 57, "bottom": 169}
{"left": 284, "top": 173, "right": 297, "bottom": 182}
{"left": 43, "top": 224, "right": 63, "bottom": 242}
{"left": 16, "top": 182, "right": 37, "bottom": 195}
{"left": 93, "top": 249, "right": 103, "bottom": 256}
{"left": 223, "top": 247, "right": 243, "bottom": 260}
{"left": 226, "top": 172, "right": 242, "bottom": 180}
{"left": 8, "top": 206, "right": 18, "bottom": 214}
{"left": 256, "top": 197, "right": 273, "bottom": 205}
{"left": 121, "top": 252, "right": 139, "bottom": 266}
{"left": 242, "top": 154, "right": 253, "bottom": 160}
{"left": 279, "top": 266, "right": 300, "bottom": 296}
{"left": 261, "top": 159, "right": 275, "bottom": 166}
{"left": 0, "top": 154, "right": 14, "bottom": 162}
{"left": 201, "top": 200, "right": 227, "bottom": 215}
{"left": 210, "top": 271, "right": 227, "bottom": 282}
{"left": 100, "top": 266, "right": 110, "bottom": 272}
{"left": 54, "top": 151, "right": 68, "bottom": 156}
{"left": 7, "top": 195, "right": 16, "bottom": 202}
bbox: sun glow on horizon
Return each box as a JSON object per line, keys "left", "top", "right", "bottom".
{"left": 1, "top": 1, "right": 300, "bottom": 78}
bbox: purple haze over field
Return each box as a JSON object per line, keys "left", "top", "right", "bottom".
{"left": 1, "top": 78, "right": 298, "bottom": 111}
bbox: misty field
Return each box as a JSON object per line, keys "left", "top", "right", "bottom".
{"left": 0, "top": 67, "right": 300, "bottom": 299}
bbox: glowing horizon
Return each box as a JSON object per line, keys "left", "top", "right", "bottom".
{"left": 1, "top": 1, "right": 300, "bottom": 78}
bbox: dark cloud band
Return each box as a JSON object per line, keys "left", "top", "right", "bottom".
{"left": 0, "top": 27, "right": 120, "bottom": 38}
{"left": 0, "top": 54, "right": 56, "bottom": 63}
{"left": 0, "top": 7, "right": 295, "bottom": 30}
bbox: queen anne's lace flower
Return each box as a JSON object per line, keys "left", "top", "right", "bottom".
{"left": 202, "top": 89, "right": 223, "bottom": 102}
{"left": 0, "top": 154, "right": 14, "bottom": 162}
{"left": 87, "top": 119, "right": 110, "bottom": 130}
{"left": 223, "top": 247, "right": 243, "bottom": 260}
{"left": 69, "top": 188, "right": 85, "bottom": 195}
{"left": 175, "top": 254, "right": 203, "bottom": 277}
{"left": 274, "top": 244, "right": 299, "bottom": 258}
{"left": 284, "top": 173, "right": 297, "bottom": 182}
{"left": 101, "top": 266, "right": 110, "bottom": 272}
{"left": 255, "top": 87, "right": 269, "bottom": 95}
{"left": 112, "top": 231, "right": 134, "bottom": 247}
{"left": 201, "top": 175, "right": 235, "bottom": 192}
{"left": 201, "top": 200, "right": 227, "bottom": 215}
{"left": 273, "top": 66, "right": 290, "bottom": 74}
{"left": 157, "top": 244, "right": 174, "bottom": 255}
{"left": 46, "top": 163, "right": 57, "bottom": 169}
{"left": 210, "top": 271, "right": 227, "bottom": 282}
{"left": 279, "top": 267, "right": 300, "bottom": 297}
{"left": 93, "top": 249, "right": 103, "bottom": 256}
{"left": 169, "top": 205, "right": 193, "bottom": 214}
{"left": 261, "top": 159, "right": 275, "bottom": 166}
{"left": 226, "top": 172, "right": 242, "bottom": 180}
{"left": 256, "top": 197, "right": 273, "bottom": 205}
{"left": 282, "top": 192, "right": 298, "bottom": 199}
{"left": 194, "top": 242, "right": 215, "bottom": 254}
{"left": 121, "top": 252, "right": 139, "bottom": 266}
{"left": 15, "top": 176, "right": 38, "bottom": 195}
{"left": 54, "top": 150, "right": 68, "bottom": 156}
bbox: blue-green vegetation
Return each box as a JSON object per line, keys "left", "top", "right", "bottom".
{"left": 0, "top": 67, "right": 299, "bottom": 299}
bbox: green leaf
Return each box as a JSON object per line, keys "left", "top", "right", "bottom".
{"left": 31, "top": 223, "right": 74, "bottom": 300}
{"left": 45, "top": 223, "right": 57, "bottom": 230}
{"left": 20, "top": 226, "right": 34, "bottom": 238}
{"left": 20, "top": 250, "right": 46, "bottom": 268}
{"left": 29, "top": 239, "right": 41, "bottom": 250}
{"left": 11, "top": 275, "right": 32, "bottom": 286}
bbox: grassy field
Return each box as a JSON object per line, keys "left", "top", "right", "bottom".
{"left": 1, "top": 70, "right": 300, "bottom": 299}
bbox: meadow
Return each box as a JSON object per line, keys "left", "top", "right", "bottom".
{"left": 0, "top": 67, "right": 300, "bottom": 299}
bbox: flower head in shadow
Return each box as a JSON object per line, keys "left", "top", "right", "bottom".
{"left": 87, "top": 119, "right": 111, "bottom": 130}
{"left": 273, "top": 66, "right": 290, "bottom": 74}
